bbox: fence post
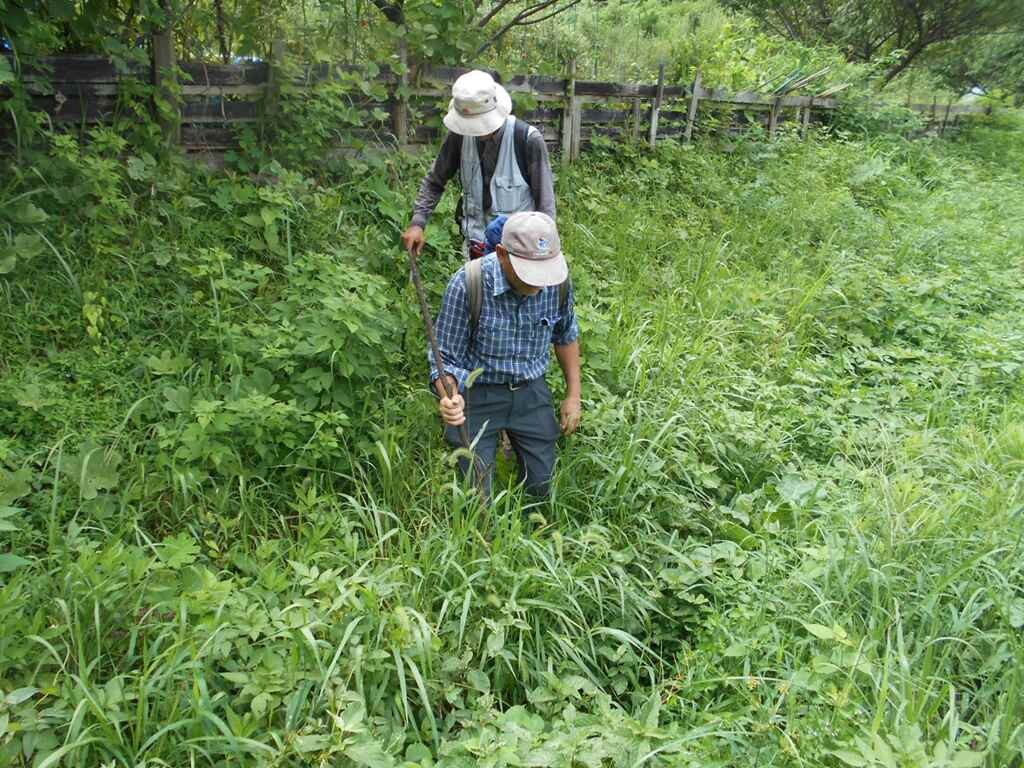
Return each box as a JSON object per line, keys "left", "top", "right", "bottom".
{"left": 940, "top": 99, "right": 952, "bottom": 136}
{"left": 561, "top": 58, "right": 576, "bottom": 165}
{"left": 801, "top": 96, "right": 813, "bottom": 139}
{"left": 571, "top": 96, "right": 582, "bottom": 161}
{"left": 930, "top": 96, "right": 937, "bottom": 129}
{"left": 391, "top": 36, "right": 410, "bottom": 147}
{"left": 265, "top": 36, "right": 286, "bottom": 118}
{"left": 152, "top": 11, "right": 180, "bottom": 147}
{"left": 683, "top": 69, "right": 701, "bottom": 143}
{"left": 768, "top": 96, "right": 781, "bottom": 139}
{"left": 648, "top": 62, "right": 665, "bottom": 148}
{"left": 632, "top": 97, "right": 641, "bottom": 141}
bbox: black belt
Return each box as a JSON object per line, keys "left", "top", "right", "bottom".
{"left": 479, "top": 378, "right": 533, "bottom": 391}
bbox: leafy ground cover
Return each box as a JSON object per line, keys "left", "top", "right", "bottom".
{"left": 0, "top": 114, "right": 1022, "bottom": 766}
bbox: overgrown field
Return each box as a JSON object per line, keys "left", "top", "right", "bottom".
{"left": 1, "top": 116, "right": 1023, "bottom": 766}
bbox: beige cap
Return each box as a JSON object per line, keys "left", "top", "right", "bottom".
{"left": 443, "top": 70, "right": 512, "bottom": 137}
{"left": 501, "top": 212, "right": 569, "bottom": 288}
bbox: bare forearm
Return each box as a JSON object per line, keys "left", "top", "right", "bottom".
{"left": 554, "top": 341, "right": 581, "bottom": 399}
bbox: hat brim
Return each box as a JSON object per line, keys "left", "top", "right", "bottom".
{"left": 443, "top": 85, "right": 513, "bottom": 136}
{"left": 508, "top": 250, "right": 569, "bottom": 288}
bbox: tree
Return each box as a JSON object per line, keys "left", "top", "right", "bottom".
{"left": 721, "top": 0, "right": 1020, "bottom": 87}
{"left": 928, "top": 28, "right": 1024, "bottom": 104}
{"left": 366, "top": 0, "right": 597, "bottom": 61}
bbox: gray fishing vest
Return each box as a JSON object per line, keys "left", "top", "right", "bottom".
{"left": 460, "top": 115, "right": 536, "bottom": 243}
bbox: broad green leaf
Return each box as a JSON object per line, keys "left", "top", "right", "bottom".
{"left": 405, "top": 743, "right": 431, "bottom": 762}
{"left": 9, "top": 202, "right": 48, "bottom": 224}
{"left": 802, "top": 622, "right": 835, "bottom": 640}
{"left": 345, "top": 737, "right": 395, "bottom": 768}
{"left": 160, "top": 533, "right": 200, "bottom": 569}
{"left": 830, "top": 749, "right": 868, "bottom": 767}
{"left": 60, "top": 441, "right": 121, "bottom": 500}
{"left": 723, "top": 642, "right": 748, "bottom": 657}
{"left": 0, "top": 553, "right": 30, "bottom": 573}
{"left": 950, "top": 750, "right": 986, "bottom": 767}
{"left": 293, "top": 734, "right": 329, "bottom": 753}
{"left": 0, "top": 467, "right": 31, "bottom": 506}
{"left": 126, "top": 155, "right": 153, "bottom": 181}
{"left": 465, "top": 367, "right": 486, "bottom": 389}
{"left": 1008, "top": 598, "right": 1024, "bottom": 629}
{"left": 0, "top": 254, "right": 16, "bottom": 274}
{"left": 5, "top": 687, "right": 38, "bottom": 705}
{"left": 467, "top": 669, "right": 490, "bottom": 693}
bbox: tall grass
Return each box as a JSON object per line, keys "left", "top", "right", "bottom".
{"left": 0, "top": 117, "right": 1022, "bottom": 765}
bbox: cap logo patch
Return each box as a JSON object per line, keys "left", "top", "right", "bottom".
{"left": 537, "top": 237, "right": 550, "bottom": 254}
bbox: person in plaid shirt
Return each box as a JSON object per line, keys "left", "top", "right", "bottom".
{"left": 430, "top": 212, "right": 582, "bottom": 499}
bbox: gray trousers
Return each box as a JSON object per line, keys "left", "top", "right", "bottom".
{"left": 445, "top": 378, "right": 560, "bottom": 498}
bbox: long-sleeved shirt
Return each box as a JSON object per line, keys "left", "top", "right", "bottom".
{"left": 429, "top": 254, "right": 579, "bottom": 391}
{"left": 410, "top": 123, "right": 556, "bottom": 230}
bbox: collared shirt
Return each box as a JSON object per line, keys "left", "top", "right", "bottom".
{"left": 429, "top": 254, "right": 579, "bottom": 391}
{"left": 410, "top": 123, "right": 556, "bottom": 230}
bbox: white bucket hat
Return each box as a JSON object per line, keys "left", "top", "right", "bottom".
{"left": 443, "top": 70, "right": 513, "bottom": 137}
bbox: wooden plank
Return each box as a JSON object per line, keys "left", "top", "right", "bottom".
{"left": 649, "top": 63, "right": 665, "bottom": 148}
{"left": 181, "top": 99, "right": 261, "bottom": 122}
{"left": 27, "top": 80, "right": 264, "bottom": 98}
{"left": 502, "top": 74, "right": 566, "bottom": 96}
{"left": 180, "top": 61, "right": 268, "bottom": 86}
{"left": 181, "top": 125, "right": 238, "bottom": 148}
{"left": 574, "top": 79, "right": 684, "bottom": 99}
{"left": 519, "top": 106, "right": 563, "bottom": 122}
{"left": 801, "top": 97, "right": 812, "bottom": 138}
{"left": 632, "top": 98, "right": 642, "bottom": 141}
{"left": 15, "top": 55, "right": 147, "bottom": 83}
{"left": 29, "top": 94, "right": 119, "bottom": 122}
{"left": 579, "top": 107, "right": 631, "bottom": 124}
{"left": 684, "top": 70, "right": 702, "bottom": 143}
{"left": 905, "top": 102, "right": 985, "bottom": 115}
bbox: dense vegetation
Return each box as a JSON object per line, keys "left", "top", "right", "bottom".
{"left": 2, "top": 80, "right": 1023, "bottom": 765}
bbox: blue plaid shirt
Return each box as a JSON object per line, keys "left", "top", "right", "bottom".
{"left": 430, "top": 254, "right": 580, "bottom": 391}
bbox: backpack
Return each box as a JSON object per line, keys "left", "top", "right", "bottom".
{"left": 465, "top": 258, "right": 571, "bottom": 340}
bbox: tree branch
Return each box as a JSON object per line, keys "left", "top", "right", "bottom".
{"left": 475, "top": 0, "right": 568, "bottom": 55}
{"left": 477, "top": 0, "right": 515, "bottom": 29}
{"left": 369, "top": 0, "right": 405, "bottom": 26}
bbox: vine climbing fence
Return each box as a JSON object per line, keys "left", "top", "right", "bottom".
{"left": 3, "top": 42, "right": 990, "bottom": 162}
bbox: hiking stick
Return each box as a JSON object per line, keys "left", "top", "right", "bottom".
{"left": 406, "top": 247, "right": 476, "bottom": 458}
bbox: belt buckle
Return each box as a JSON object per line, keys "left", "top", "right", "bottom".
{"left": 507, "top": 379, "right": 525, "bottom": 391}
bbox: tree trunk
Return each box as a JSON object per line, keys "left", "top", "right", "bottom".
{"left": 880, "top": 39, "right": 929, "bottom": 88}
{"left": 215, "top": 0, "right": 230, "bottom": 63}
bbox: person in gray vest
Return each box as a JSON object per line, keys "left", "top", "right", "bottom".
{"left": 402, "top": 70, "right": 556, "bottom": 261}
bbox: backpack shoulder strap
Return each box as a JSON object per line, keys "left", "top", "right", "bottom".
{"left": 513, "top": 118, "right": 532, "bottom": 185}
{"left": 465, "top": 259, "right": 484, "bottom": 338}
{"left": 559, "top": 275, "right": 572, "bottom": 313}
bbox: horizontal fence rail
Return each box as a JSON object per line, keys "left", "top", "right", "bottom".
{"left": 3, "top": 51, "right": 992, "bottom": 159}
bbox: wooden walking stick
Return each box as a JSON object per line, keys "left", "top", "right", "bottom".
{"left": 406, "top": 246, "right": 481, "bottom": 478}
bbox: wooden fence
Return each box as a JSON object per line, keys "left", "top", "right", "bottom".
{"left": 5, "top": 50, "right": 990, "bottom": 159}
